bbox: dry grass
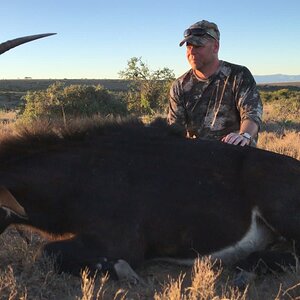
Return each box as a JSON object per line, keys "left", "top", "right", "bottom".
{"left": 0, "top": 110, "right": 17, "bottom": 120}
{"left": 0, "top": 99, "right": 300, "bottom": 299}
{"left": 154, "top": 258, "right": 248, "bottom": 300}
{"left": 4, "top": 232, "right": 300, "bottom": 300}
{"left": 0, "top": 231, "right": 249, "bottom": 300}
{"left": 0, "top": 229, "right": 78, "bottom": 299}
{"left": 258, "top": 130, "right": 300, "bottom": 160}
{"left": 257, "top": 103, "right": 300, "bottom": 160}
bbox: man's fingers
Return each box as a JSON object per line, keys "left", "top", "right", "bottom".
{"left": 222, "top": 133, "right": 250, "bottom": 146}
{"left": 238, "top": 138, "right": 248, "bottom": 146}
{"left": 222, "top": 132, "right": 235, "bottom": 143}
{"left": 223, "top": 133, "right": 240, "bottom": 144}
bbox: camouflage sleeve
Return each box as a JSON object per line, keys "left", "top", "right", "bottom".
{"left": 167, "top": 80, "right": 187, "bottom": 129}
{"left": 234, "top": 67, "right": 263, "bottom": 129}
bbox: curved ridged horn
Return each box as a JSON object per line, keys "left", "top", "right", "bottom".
{"left": 0, "top": 33, "right": 57, "bottom": 55}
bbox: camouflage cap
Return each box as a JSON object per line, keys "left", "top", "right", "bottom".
{"left": 179, "top": 20, "right": 220, "bottom": 47}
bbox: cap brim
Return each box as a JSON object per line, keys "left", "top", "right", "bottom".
{"left": 179, "top": 35, "right": 208, "bottom": 47}
{"left": 179, "top": 37, "right": 188, "bottom": 47}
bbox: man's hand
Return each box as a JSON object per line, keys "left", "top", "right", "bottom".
{"left": 221, "top": 132, "right": 251, "bottom": 146}
{"left": 222, "top": 119, "right": 258, "bottom": 146}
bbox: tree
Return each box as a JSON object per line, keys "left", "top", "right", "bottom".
{"left": 119, "top": 57, "right": 175, "bottom": 115}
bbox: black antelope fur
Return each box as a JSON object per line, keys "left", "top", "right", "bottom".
{"left": 0, "top": 118, "right": 299, "bottom": 280}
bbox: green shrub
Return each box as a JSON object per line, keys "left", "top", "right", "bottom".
{"left": 119, "top": 57, "right": 175, "bottom": 115}
{"left": 260, "top": 89, "right": 300, "bottom": 119}
{"left": 260, "top": 89, "right": 300, "bottom": 123}
{"left": 260, "top": 89, "right": 300, "bottom": 103}
{"left": 19, "top": 82, "right": 128, "bottom": 122}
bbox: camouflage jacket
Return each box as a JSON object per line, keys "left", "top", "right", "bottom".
{"left": 168, "top": 61, "right": 263, "bottom": 144}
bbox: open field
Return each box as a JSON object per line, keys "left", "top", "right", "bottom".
{"left": 0, "top": 79, "right": 131, "bottom": 92}
{"left": 0, "top": 79, "right": 299, "bottom": 111}
{"left": 258, "top": 81, "right": 300, "bottom": 90}
{"left": 0, "top": 84, "right": 299, "bottom": 299}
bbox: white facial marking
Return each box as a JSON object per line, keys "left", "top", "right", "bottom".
{"left": 2, "top": 207, "right": 12, "bottom": 218}
{"left": 1, "top": 206, "right": 28, "bottom": 219}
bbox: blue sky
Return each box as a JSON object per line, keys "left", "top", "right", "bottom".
{"left": 0, "top": 0, "right": 299, "bottom": 79}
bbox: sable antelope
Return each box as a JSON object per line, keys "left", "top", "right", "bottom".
{"left": 0, "top": 119, "right": 299, "bottom": 282}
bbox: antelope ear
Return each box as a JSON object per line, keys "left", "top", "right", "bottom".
{"left": 0, "top": 186, "right": 27, "bottom": 218}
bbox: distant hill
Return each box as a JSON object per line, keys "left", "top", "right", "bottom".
{"left": 254, "top": 74, "right": 300, "bottom": 84}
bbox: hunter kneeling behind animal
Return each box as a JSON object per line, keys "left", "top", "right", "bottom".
{"left": 168, "top": 20, "right": 263, "bottom": 147}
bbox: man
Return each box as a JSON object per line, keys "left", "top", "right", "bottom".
{"left": 168, "top": 20, "right": 263, "bottom": 146}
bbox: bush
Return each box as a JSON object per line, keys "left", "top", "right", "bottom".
{"left": 260, "top": 89, "right": 300, "bottom": 119}
{"left": 119, "top": 57, "right": 175, "bottom": 115}
{"left": 19, "top": 82, "right": 128, "bottom": 122}
{"left": 260, "top": 89, "right": 300, "bottom": 104}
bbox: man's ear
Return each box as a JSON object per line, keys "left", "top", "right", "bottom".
{"left": 0, "top": 186, "right": 27, "bottom": 218}
{"left": 213, "top": 40, "right": 220, "bottom": 53}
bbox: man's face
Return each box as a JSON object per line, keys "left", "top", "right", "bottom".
{"left": 186, "top": 39, "right": 218, "bottom": 70}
